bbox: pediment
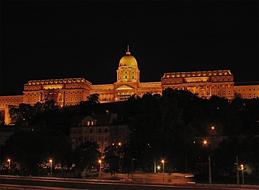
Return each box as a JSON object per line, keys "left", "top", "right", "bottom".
{"left": 116, "top": 84, "right": 134, "bottom": 90}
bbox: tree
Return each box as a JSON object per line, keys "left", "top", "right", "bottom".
{"left": 72, "top": 142, "right": 100, "bottom": 174}
{"left": 104, "top": 145, "right": 120, "bottom": 175}
{"left": 9, "top": 104, "right": 34, "bottom": 127}
{"left": 4, "top": 129, "right": 71, "bottom": 175}
{"left": 87, "top": 94, "right": 100, "bottom": 105}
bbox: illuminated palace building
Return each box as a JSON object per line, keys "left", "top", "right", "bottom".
{"left": 1, "top": 47, "right": 259, "bottom": 124}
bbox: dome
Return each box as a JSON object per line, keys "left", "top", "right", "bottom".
{"left": 119, "top": 51, "right": 138, "bottom": 68}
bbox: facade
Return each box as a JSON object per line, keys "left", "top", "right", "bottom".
{"left": 234, "top": 83, "right": 259, "bottom": 99}
{"left": 1, "top": 47, "right": 259, "bottom": 125}
{"left": 70, "top": 115, "right": 128, "bottom": 152}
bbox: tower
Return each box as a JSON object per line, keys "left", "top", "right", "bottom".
{"left": 116, "top": 46, "right": 140, "bottom": 83}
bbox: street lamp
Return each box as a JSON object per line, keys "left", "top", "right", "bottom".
{"left": 98, "top": 159, "right": 102, "bottom": 178}
{"left": 161, "top": 159, "right": 165, "bottom": 183}
{"left": 203, "top": 139, "right": 208, "bottom": 145}
{"left": 7, "top": 159, "right": 11, "bottom": 174}
{"left": 157, "top": 165, "right": 161, "bottom": 172}
{"left": 202, "top": 139, "right": 212, "bottom": 184}
{"left": 240, "top": 164, "right": 245, "bottom": 184}
{"left": 49, "top": 159, "right": 53, "bottom": 176}
{"left": 161, "top": 159, "right": 165, "bottom": 173}
{"left": 7, "top": 159, "right": 11, "bottom": 169}
{"left": 235, "top": 156, "right": 240, "bottom": 185}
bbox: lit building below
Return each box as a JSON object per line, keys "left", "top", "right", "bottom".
{"left": 0, "top": 47, "right": 259, "bottom": 124}
{"left": 70, "top": 113, "right": 128, "bottom": 153}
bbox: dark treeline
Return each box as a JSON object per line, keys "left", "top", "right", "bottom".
{"left": 0, "top": 89, "right": 259, "bottom": 183}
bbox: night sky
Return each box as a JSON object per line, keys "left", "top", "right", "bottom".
{"left": 0, "top": 0, "right": 258, "bottom": 95}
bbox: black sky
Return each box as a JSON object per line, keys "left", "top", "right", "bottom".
{"left": 0, "top": 0, "right": 258, "bottom": 95}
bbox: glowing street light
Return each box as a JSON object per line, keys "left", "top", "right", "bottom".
{"left": 49, "top": 159, "right": 53, "bottom": 176}
{"left": 7, "top": 159, "right": 11, "bottom": 172}
{"left": 118, "top": 142, "right": 122, "bottom": 146}
{"left": 211, "top": 126, "right": 215, "bottom": 131}
{"left": 203, "top": 139, "right": 208, "bottom": 145}
{"left": 157, "top": 165, "right": 161, "bottom": 172}
{"left": 98, "top": 159, "right": 102, "bottom": 178}
{"left": 235, "top": 156, "right": 240, "bottom": 185}
{"left": 240, "top": 164, "right": 245, "bottom": 184}
{"left": 161, "top": 159, "right": 165, "bottom": 183}
{"left": 202, "top": 139, "right": 212, "bottom": 184}
{"left": 161, "top": 159, "right": 165, "bottom": 173}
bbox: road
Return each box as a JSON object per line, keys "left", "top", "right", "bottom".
{"left": 0, "top": 175, "right": 258, "bottom": 190}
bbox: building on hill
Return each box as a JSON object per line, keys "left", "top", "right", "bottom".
{"left": 0, "top": 47, "right": 259, "bottom": 125}
{"left": 70, "top": 113, "right": 128, "bottom": 153}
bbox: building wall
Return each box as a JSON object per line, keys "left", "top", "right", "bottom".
{"left": 1, "top": 71, "right": 259, "bottom": 125}
{"left": 23, "top": 78, "right": 92, "bottom": 106}
{"left": 0, "top": 95, "right": 23, "bottom": 125}
{"left": 0, "top": 47, "right": 259, "bottom": 126}
{"left": 161, "top": 70, "right": 235, "bottom": 99}
{"left": 91, "top": 84, "right": 115, "bottom": 103}
{"left": 234, "top": 85, "right": 259, "bottom": 99}
{"left": 70, "top": 124, "right": 128, "bottom": 153}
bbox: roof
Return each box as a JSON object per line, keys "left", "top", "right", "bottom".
{"left": 162, "top": 70, "right": 232, "bottom": 79}
{"left": 25, "top": 78, "right": 92, "bottom": 86}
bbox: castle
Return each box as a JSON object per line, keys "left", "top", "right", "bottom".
{"left": 1, "top": 47, "right": 259, "bottom": 125}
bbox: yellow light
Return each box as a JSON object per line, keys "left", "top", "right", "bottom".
{"left": 7, "top": 159, "right": 11, "bottom": 163}
{"left": 161, "top": 159, "right": 165, "bottom": 164}
{"left": 49, "top": 159, "right": 53, "bottom": 163}
{"left": 98, "top": 159, "right": 102, "bottom": 164}
{"left": 43, "top": 84, "right": 63, "bottom": 89}
{"left": 203, "top": 139, "right": 208, "bottom": 145}
{"left": 157, "top": 165, "right": 161, "bottom": 170}
{"left": 240, "top": 164, "right": 244, "bottom": 170}
{"left": 185, "top": 77, "right": 209, "bottom": 83}
{"left": 118, "top": 142, "right": 122, "bottom": 146}
{"left": 211, "top": 126, "right": 215, "bottom": 130}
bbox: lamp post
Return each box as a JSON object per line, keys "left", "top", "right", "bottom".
{"left": 131, "top": 158, "right": 135, "bottom": 178}
{"left": 7, "top": 159, "right": 11, "bottom": 168}
{"left": 240, "top": 164, "right": 245, "bottom": 184}
{"left": 153, "top": 159, "right": 157, "bottom": 173}
{"left": 98, "top": 159, "right": 102, "bottom": 178}
{"left": 161, "top": 159, "right": 165, "bottom": 173}
{"left": 7, "top": 159, "right": 11, "bottom": 174}
{"left": 161, "top": 159, "right": 165, "bottom": 183}
{"left": 49, "top": 159, "right": 53, "bottom": 176}
{"left": 203, "top": 139, "right": 212, "bottom": 184}
{"left": 208, "top": 155, "right": 212, "bottom": 184}
{"left": 118, "top": 142, "right": 122, "bottom": 172}
{"left": 236, "top": 156, "right": 240, "bottom": 185}
{"left": 157, "top": 165, "right": 161, "bottom": 172}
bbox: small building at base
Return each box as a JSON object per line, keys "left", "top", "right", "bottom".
{"left": 70, "top": 113, "right": 128, "bottom": 153}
